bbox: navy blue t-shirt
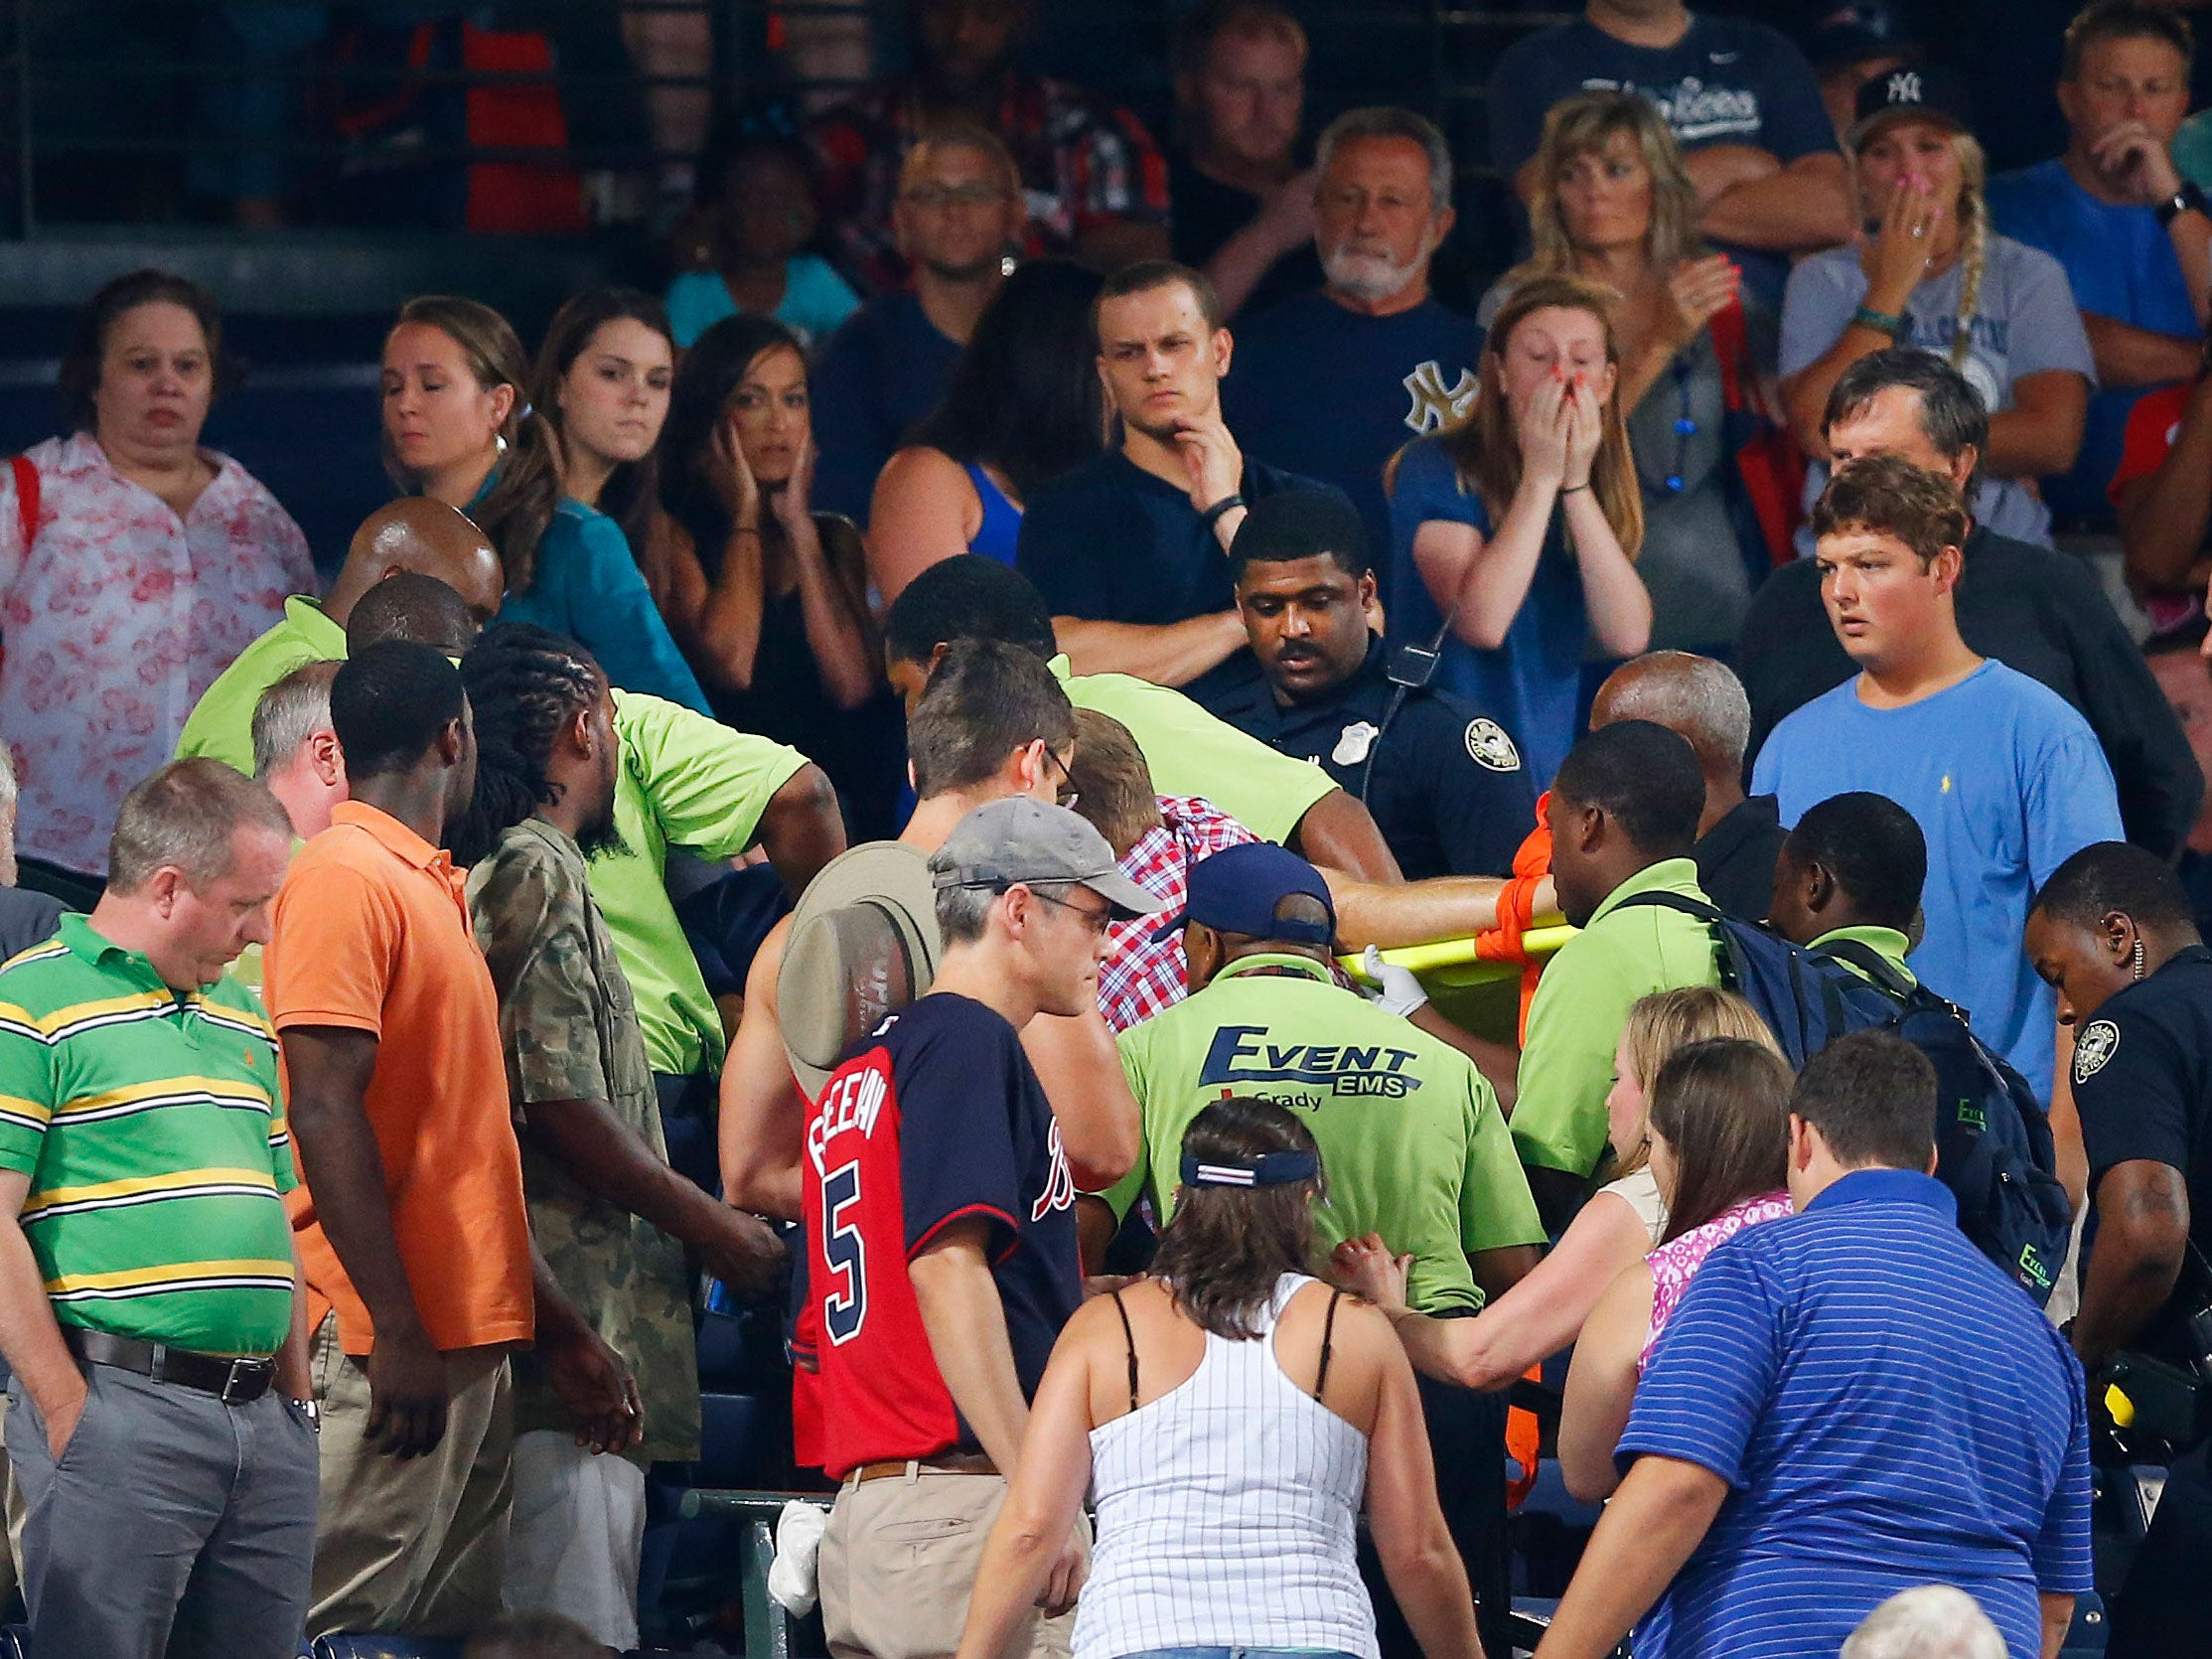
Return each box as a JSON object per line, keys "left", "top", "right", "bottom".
{"left": 1487, "top": 15, "right": 1836, "bottom": 308}
{"left": 802, "top": 991, "right": 1082, "bottom": 1472}
{"left": 810, "top": 290, "right": 963, "bottom": 523}
{"left": 1386, "top": 433, "right": 1588, "bottom": 789}
{"left": 1222, "top": 291, "right": 1483, "bottom": 598}
{"left": 1168, "top": 152, "right": 1326, "bottom": 323}
{"left": 1017, "top": 446, "right": 1338, "bottom": 631}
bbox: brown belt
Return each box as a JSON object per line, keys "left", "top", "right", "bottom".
{"left": 61, "top": 1326, "right": 277, "bottom": 1404}
{"left": 849, "top": 1451, "right": 998, "bottom": 1483}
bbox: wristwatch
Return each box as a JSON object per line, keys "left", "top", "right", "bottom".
{"left": 2157, "top": 180, "right": 2207, "bottom": 227}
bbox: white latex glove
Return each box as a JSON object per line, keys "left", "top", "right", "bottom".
{"left": 1362, "top": 946, "right": 1430, "bottom": 1018}
{"left": 769, "top": 1498, "right": 829, "bottom": 1616}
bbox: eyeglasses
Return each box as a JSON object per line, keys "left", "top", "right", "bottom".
{"left": 1043, "top": 747, "right": 1079, "bottom": 810}
{"left": 901, "top": 184, "right": 1009, "bottom": 211}
{"left": 1029, "top": 888, "right": 1114, "bottom": 937}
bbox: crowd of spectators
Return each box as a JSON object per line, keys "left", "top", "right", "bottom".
{"left": 15, "top": 0, "right": 2212, "bottom": 1656}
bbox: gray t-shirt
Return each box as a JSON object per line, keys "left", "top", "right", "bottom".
{"left": 1778, "top": 236, "right": 2095, "bottom": 553}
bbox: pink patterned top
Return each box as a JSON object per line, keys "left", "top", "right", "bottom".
{"left": 0, "top": 433, "right": 312, "bottom": 874}
{"left": 1640, "top": 1190, "right": 1795, "bottom": 1370}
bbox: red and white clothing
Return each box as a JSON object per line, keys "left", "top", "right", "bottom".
{"left": 0, "top": 433, "right": 311, "bottom": 873}
{"left": 2109, "top": 381, "right": 2202, "bottom": 632}
{"left": 1641, "top": 1189, "right": 1795, "bottom": 1369}
{"left": 1098, "top": 796, "right": 1255, "bottom": 1033}
{"left": 800, "top": 992, "right": 1081, "bottom": 1479}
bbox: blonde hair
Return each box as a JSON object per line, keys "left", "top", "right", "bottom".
{"left": 1852, "top": 125, "right": 1991, "bottom": 371}
{"left": 1391, "top": 275, "right": 1644, "bottom": 558}
{"left": 1514, "top": 91, "right": 1705, "bottom": 289}
{"left": 1613, "top": 985, "right": 1783, "bottom": 1179}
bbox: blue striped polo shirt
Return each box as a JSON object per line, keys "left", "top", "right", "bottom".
{"left": 1619, "top": 1168, "right": 2092, "bottom": 1658}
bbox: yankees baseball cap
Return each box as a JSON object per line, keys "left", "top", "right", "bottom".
{"left": 1848, "top": 63, "right": 1974, "bottom": 149}
{"left": 928, "top": 797, "right": 1160, "bottom": 919}
{"left": 1148, "top": 840, "right": 1337, "bottom": 948}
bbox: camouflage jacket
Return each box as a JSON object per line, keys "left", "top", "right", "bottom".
{"left": 466, "top": 817, "right": 700, "bottom": 1462}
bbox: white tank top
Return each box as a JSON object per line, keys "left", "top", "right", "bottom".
{"left": 1072, "top": 1273, "right": 1378, "bottom": 1659}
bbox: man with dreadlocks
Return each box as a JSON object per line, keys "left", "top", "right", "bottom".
{"left": 454, "top": 624, "right": 789, "bottom": 1652}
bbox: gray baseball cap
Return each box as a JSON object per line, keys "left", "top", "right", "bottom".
{"left": 928, "top": 798, "right": 1161, "bottom": 919}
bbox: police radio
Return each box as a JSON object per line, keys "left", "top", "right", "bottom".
{"left": 1360, "top": 606, "right": 1458, "bottom": 806}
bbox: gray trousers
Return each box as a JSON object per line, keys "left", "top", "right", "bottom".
{"left": 8, "top": 1362, "right": 319, "bottom": 1658}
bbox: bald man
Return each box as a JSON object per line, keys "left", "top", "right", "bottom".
{"left": 1589, "top": 651, "right": 1786, "bottom": 922}
{"left": 176, "top": 500, "right": 504, "bottom": 774}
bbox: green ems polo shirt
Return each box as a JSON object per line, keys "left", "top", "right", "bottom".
{"left": 1512, "top": 858, "right": 1721, "bottom": 1180}
{"left": 176, "top": 595, "right": 348, "bottom": 774}
{"left": 177, "top": 610, "right": 807, "bottom": 1077}
{"left": 1109, "top": 953, "right": 1543, "bottom": 1313}
{"left": 0, "top": 916, "right": 297, "bottom": 1355}
{"left": 1813, "top": 924, "right": 1916, "bottom": 986}
{"left": 1051, "top": 655, "right": 1335, "bottom": 846}
{"left": 602, "top": 689, "right": 806, "bottom": 1075}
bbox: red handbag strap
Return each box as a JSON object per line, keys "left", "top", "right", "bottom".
{"left": 1709, "top": 299, "right": 1749, "bottom": 413}
{"left": 10, "top": 455, "right": 37, "bottom": 548}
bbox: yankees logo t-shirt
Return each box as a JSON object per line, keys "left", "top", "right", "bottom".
{"left": 1222, "top": 292, "right": 1483, "bottom": 603}
{"left": 800, "top": 991, "right": 1081, "bottom": 1479}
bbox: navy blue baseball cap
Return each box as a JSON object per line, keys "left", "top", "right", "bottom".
{"left": 1149, "top": 841, "right": 1337, "bottom": 947}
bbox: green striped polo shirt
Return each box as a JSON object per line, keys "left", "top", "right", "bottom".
{"left": 0, "top": 915, "right": 297, "bottom": 1355}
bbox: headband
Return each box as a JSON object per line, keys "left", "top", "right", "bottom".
{"left": 1180, "top": 1150, "right": 1321, "bottom": 1189}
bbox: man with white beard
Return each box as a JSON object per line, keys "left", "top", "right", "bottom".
{"left": 1222, "top": 106, "right": 1482, "bottom": 601}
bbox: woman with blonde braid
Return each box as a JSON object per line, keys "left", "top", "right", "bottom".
{"left": 1779, "top": 66, "right": 2093, "bottom": 551}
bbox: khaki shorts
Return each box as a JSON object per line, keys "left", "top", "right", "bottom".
{"left": 819, "top": 1465, "right": 1087, "bottom": 1659}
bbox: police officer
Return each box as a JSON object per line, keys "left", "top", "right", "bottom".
{"left": 1197, "top": 489, "right": 1534, "bottom": 879}
{"left": 2024, "top": 840, "right": 2212, "bottom": 1658}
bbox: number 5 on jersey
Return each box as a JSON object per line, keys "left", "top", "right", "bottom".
{"left": 822, "top": 1159, "right": 867, "bottom": 1344}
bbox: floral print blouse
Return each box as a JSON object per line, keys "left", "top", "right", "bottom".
{"left": 0, "top": 432, "right": 313, "bottom": 874}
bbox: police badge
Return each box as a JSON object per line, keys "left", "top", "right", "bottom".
{"left": 2074, "top": 1018, "right": 2120, "bottom": 1084}
{"left": 1464, "top": 718, "right": 1522, "bottom": 772}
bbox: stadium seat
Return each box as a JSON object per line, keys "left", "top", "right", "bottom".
{"left": 2061, "top": 1589, "right": 2109, "bottom": 1657}
{"left": 694, "top": 1391, "right": 770, "bottom": 1491}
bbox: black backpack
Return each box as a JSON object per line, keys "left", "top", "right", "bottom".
{"left": 1611, "top": 891, "right": 2072, "bottom": 1302}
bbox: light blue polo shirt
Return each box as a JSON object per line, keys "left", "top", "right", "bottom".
{"left": 1622, "top": 1169, "right": 2092, "bottom": 1658}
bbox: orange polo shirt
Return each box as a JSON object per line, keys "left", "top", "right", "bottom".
{"left": 266, "top": 801, "right": 533, "bottom": 1356}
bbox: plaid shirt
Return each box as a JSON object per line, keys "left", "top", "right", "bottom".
{"left": 1097, "top": 796, "right": 1254, "bottom": 1034}
{"left": 809, "top": 72, "right": 1170, "bottom": 294}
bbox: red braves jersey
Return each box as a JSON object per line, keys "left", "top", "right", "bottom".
{"left": 799, "top": 992, "right": 1081, "bottom": 1479}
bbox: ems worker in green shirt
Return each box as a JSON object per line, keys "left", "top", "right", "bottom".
{"left": 882, "top": 553, "right": 1405, "bottom": 880}
{"left": 1510, "top": 721, "right": 1721, "bottom": 1228}
{"left": 174, "top": 508, "right": 850, "bottom": 1183}
{"left": 0, "top": 759, "right": 318, "bottom": 1658}
{"left": 1105, "top": 839, "right": 1542, "bottom": 1659}
{"left": 175, "top": 498, "right": 504, "bottom": 773}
